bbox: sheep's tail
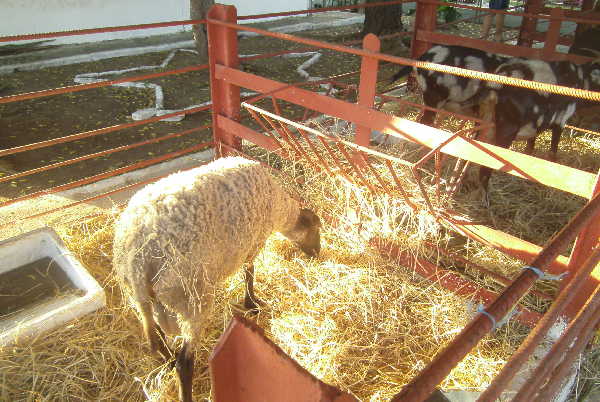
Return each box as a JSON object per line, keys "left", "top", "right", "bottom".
{"left": 129, "top": 255, "right": 173, "bottom": 360}
{"left": 390, "top": 65, "right": 413, "bottom": 83}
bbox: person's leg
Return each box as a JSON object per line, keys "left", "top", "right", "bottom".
{"left": 494, "top": 12, "right": 505, "bottom": 41}
{"left": 481, "top": 13, "right": 493, "bottom": 39}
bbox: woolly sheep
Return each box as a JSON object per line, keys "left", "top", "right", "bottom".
{"left": 112, "top": 156, "right": 321, "bottom": 402}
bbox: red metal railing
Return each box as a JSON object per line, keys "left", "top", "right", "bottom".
{"left": 2, "top": 2, "right": 600, "bottom": 400}
{"left": 205, "top": 5, "right": 600, "bottom": 400}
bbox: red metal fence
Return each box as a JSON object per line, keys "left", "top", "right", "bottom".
{"left": 2, "top": 1, "right": 600, "bottom": 400}
{"left": 205, "top": 4, "right": 600, "bottom": 400}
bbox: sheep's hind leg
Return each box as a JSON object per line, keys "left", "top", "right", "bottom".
{"left": 244, "top": 263, "right": 264, "bottom": 312}
{"left": 175, "top": 341, "right": 194, "bottom": 402}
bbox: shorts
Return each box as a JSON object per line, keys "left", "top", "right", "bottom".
{"left": 489, "top": 0, "right": 509, "bottom": 9}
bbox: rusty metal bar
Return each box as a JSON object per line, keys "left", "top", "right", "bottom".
{"left": 534, "top": 302, "right": 600, "bottom": 401}
{"left": 336, "top": 144, "right": 376, "bottom": 194}
{"left": 0, "top": 142, "right": 211, "bottom": 210}
{"left": 359, "top": 153, "right": 393, "bottom": 196}
{"left": 0, "top": 105, "right": 209, "bottom": 158}
{"left": 562, "top": 170, "right": 600, "bottom": 318}
{"left": 0, "top": 160, "right": 210, "bottom": 230}
{"left": 478, "top": 247, "right": 600, "bottom": 401}
{"left": 384, "top": 160, "right": 418, "bottom": 211}
{"left": 0, "top": 65, "right": 206, "bottom": 104}
{"left": 210, "top": 19, "right": 600, "bottom": 101}
{"left": 296, "top": 129, "right": 330, "bottom": 174}
{"left": 0, "top": 125, "right": 208, "bottom": 184}
{"left": 372, "top": 238, "right": 543, "bottom": 328}
{"left": 262, "top": 114, "right": 305, "bottom": 161}
{"left": 392, "top": 190, "right": 600, "bottom": 402}
{"left": 424, "top": 240, "right": 554, "bottom": 301}
{"left": 317, "top": 137, "right": 353, "bottom": 182}
{"left": 510, "top": 254, "right": 600, "bottom": 401}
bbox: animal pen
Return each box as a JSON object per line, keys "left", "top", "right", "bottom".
{"left": 1, "top": 1, "right": 600, "bottom": 401}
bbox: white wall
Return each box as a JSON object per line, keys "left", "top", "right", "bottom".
{"left": 1, "top": 0, "right": 310, "bottom": 45}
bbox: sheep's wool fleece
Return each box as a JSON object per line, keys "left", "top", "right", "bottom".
{"left": 113, "top": 157, "right": 300, "bottom": 332}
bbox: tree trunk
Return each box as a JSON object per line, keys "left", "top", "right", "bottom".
{"left": 190, "top": 0, "right": 215, "bottom": 59}
{"left": 361, "top": 0, "right": 403, "bottom": 37}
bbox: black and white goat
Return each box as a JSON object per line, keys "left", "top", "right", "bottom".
{"left": 391, "top": 45, "right": 600, "bottom": 202}
{"left": 391, "top": 45, "right": 509, "bottom": 125}
{"left": 477, "top": 58, "right": 593, "bottom": 194}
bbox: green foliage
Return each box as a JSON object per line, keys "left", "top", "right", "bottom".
{"left": 406, "top": 2, "right": 462, "bottom": 23}
{"left": 437, "top": 4, "right": 461, "bottom": 23}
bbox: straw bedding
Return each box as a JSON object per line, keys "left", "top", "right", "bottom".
{"left": 0, "top": 211, "right": 529, "bottom": 401}
{"left": 2, "top": 113, "right": 598, "bottom": 400}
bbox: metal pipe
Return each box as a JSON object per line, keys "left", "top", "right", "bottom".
{"left": 0, "top": 125, "right": 209, "bottom": 184}
{"left": 392, "top": 190, "right": 600, "bottom": 401}
{"left": 0, "top": 65, "right": 206, "bottom": 104}
{"left": 0, "top": 142, "right": 212, "bottom": 211}
{"left": 0, "top": 105, "right": 209, "bottom": 158}
{"left": 480, "top": 247, "right": 600, "bottom": 401}
{"left": 535, "top": 304, "right": 600, "bottom": 401}
{"left": 209, "top": 19, "right": 600, "bottom": 102}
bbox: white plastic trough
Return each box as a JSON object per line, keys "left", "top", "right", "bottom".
{"left": 0, "top": 227, "right": 106, "bottom": 346}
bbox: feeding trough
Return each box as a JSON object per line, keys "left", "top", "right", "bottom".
{"left": 0, "top": 227, "right": 105, "bottom": 346}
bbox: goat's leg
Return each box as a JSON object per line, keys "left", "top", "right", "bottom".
{"left": 549, "top": 125, "right": 561, "bottom": 162}
{"left": 525, "top": 138, "right": 536, "bottom": 155}
{"left": 244, "top": 262, "right": 263, "bottom": 312}
{"left": 419, "top": 109, "right": 437, "bottom": 126}
{"left": 175, "top": 341, "right": 194, "bottom": 402}
{"left": 478, "top": 166, "right": 493, "bottom": 208}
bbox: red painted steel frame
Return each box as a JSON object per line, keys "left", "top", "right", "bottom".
{"left": 413, "top": 1, "right": 599, "bottom": 64}
{"left": 356, "top": 34, "right": 380, "bottom": 147}
{"left": 562, "top": 171, "right": 600, "bottom": 318}
{"left": 393, "top": 192, "right": 600, "bottom": 401}
{"left": 210, "top": 315, "right": 357, "bottom": 402}
{"left": 207, "top": 5, "right": 241, "bottom": 156}
{"left": 477, "top": 247, "right": 600, "bottom": 401}
{"left": 205, "top": 4, "right": 600, "bottom": 400}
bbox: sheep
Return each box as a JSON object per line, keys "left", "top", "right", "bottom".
{"left": 112, "top": 156, "right": 321, "bottom": 402}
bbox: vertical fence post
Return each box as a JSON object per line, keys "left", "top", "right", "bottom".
{"left": 562, "top": 170, "right": 600, "bottom": 319}
{"left": 542, "top": 8, "right": 563, "bottom": 59}
{"left": 411, "top": 0, "right": 437, "bottom": 59}
{"left": 355, "top": 34, "right": 380, "bottom": 147}
{"left": 517, "top": 0, "right": 542, "bottom": 48}
{"left": 207, "top": 4, "right": 241, "bottom": 157}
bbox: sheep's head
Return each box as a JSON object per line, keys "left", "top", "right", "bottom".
{"left": 283, "top": 208, "right": 321, "bottom": 257}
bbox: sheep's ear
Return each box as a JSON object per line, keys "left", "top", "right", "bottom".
{"left": 298, "top": 209, "right": 321, "bottom": 228}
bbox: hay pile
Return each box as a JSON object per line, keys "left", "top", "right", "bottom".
{"left": 0, "top": 210, "right": 528, "bottom": 401}
{"left": 3, "top": 112, "right": 596, "bottom": 400}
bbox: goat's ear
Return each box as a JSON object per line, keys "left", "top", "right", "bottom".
{"left": 298, "top": 209, "right": 321, "bottom": 228}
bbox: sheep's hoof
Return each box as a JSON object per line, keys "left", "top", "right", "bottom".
{"left": 244, "top": 296, "right": 265, "bottom": 314}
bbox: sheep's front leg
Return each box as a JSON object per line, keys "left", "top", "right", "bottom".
{"left": 175, "top": 341, "right": 194, "bottom": 402}
{"left": 244, "top": 263, "right": 263, "bottom": 312}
